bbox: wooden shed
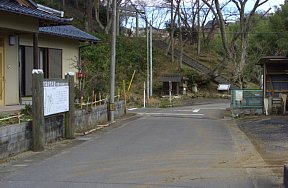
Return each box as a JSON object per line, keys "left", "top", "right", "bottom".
{"left": 256, "top": 56, "right": 288, "bottom": 97}
{"left": 257, "top": 56, "right": 288, "bottom": 114}
{"left": 159, "top": 73, "right": 187, "bottom": 96}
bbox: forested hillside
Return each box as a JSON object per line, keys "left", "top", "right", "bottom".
{"left": 34, "top": 0, "right": 288, "bottom": 95}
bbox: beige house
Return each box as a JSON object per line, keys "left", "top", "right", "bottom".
{"left": 0, "top": 0, "right": 99, "bottom": 106}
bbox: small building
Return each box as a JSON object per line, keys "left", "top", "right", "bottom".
{"left": 256, "top": 56, "right": 288, "bottom": 97}
{"left": 256, "top": 56, "right": 288, "bottom": 113}
{"left": 159, "top": 73, "right": 187, "bottom": 96}
{"left": 0, "top": 0, "right": 99, "bottom": 106}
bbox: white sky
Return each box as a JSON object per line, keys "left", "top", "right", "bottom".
{"left": 140, "top": 0, "right": 285, "bottom": 8}
{"left": 126, "top": 0, "right": 285, "bottom": 29}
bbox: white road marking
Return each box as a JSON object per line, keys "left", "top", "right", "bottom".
{"left": 128, "top": 108, "right": 138, "bottom": 111}
{"left": 197, "top": 107, "right": 226, "bottom": 110}
{"left": 12, "top": 164, "right": 28, "bottom": 167}
{"left": 176, "top": 109, "right": 200, "bottom": 112}
{"left": 139, "top": 112, "right": 204, "bottom": 116}
{"left": 177, "top": 107, "right": 226, "bottom": 112}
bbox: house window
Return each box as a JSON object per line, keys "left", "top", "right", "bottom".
{"left": 20, "top": 46, "right": 62, "bottom": 97}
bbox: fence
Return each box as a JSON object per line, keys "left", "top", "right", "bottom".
{"left": 75, "top": 92, "right": 121, "bottom": 110}
{"left": 231, "top": 90, "right": 263, "bottom": 109}
{"left": 231, "top": 89, "right": 263, "bottom": 115}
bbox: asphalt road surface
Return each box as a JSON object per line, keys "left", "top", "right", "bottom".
{"left": 0, "top": 101, "right": 282, "bottom": 187}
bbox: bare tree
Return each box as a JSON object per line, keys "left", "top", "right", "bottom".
{"left": 93, "top": 0, "right": 123, "bottom": 34}
{"left": 232, "top": 0, "right": 268, "bottom": 88}
{"left": 176, "top": 0, "right": 183, "bottom": 69}
{"left": 202, "top": 0, "right": 268, "bottom": 88}
{"left": 87, "top": 0, "right": 93, "bottom": 32}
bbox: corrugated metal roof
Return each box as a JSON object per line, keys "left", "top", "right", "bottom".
{"left": 256, "top": 56, "right": 288, "bottom": 65}
{"left": 39, "top": 25, "right": 100, "bottom": 42}
{"left": 0, "top": 0, "right": 72, "bottom": 24}
{"left": 160, "top": 74, "right": 183, "bottom": 82}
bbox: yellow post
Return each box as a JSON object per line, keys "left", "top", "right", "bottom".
{"left": 128, "top": 70, "right": 136, "bottom": 92}
{"left": 99, "top": 92, "right": 102, "bottom": 105}
{"left": 123, "top": 80, "right": 127, "bottom": 114}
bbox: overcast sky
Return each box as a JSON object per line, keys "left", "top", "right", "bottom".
{"left": 127, "top": 0, "right": 286, "bottom": 29}
{"left": 140, "top": 0, "right": 285, "bottom": 10}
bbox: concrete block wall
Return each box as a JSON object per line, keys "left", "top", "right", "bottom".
{"left": 75, "top": 105, "right": 107, "bottom": 133}
{"left": 45, "top": 114, "right": 64, "bottom": 143}
{"left": 0, "top": 122, "right": 32, "bottom": 159}
{"left": 0, "top": 100, "right": 125, "bottom": 160}
{"left": 114, "top": 101, "right": 125, "bottom": 118}
{"left": 75, "top": 101, "right": 125, "bottom": 132}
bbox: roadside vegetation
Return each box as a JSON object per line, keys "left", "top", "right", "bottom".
{"left": 32, "top": 1, "right": 288, "bottom": 104}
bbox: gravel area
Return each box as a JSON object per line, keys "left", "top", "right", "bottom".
{"left": 238, "top": 116, "right": 288, "bottom": 176}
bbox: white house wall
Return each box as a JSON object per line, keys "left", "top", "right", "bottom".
{"left": 0, "top": 12, "right": 38, "bottom": 33}
{"left": 1, "top": 35, "right": 79, "bottom": 105}
{"left": 20, "top": 35, "right": 79, "bottom": 78}
{"left": 4, "top": 35, "right": 19, "bottom": 105}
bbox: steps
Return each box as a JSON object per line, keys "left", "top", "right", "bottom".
{"left": 153, "top": 40, "right": 238, "bottom": 89}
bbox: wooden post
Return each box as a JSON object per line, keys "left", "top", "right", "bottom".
{"left": 118, "top": 88, "right": 120, "bottom": 101}
{"left": 33, "top": 33, "right": 39, "bottom": 69}
{"left": 32, "top": 70, "right": 45, "bottom": 151}
{"left": 94, "top": 92, "right": 97, "bottom": 107}
{"left": 86, "top": 97, "right": 90, "bottom": 110}
{"left": 92, "top": 91, "right": 95, "bottom": 106}
{"left": 65, "top": 73, "right": 75, "bottom": 139}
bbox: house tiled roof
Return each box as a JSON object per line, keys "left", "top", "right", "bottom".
{"left": 0, "top": 0, "right": 72, "bottom": 24}
{"left": 39, "top": 25, "right": 100, "bottom": 42}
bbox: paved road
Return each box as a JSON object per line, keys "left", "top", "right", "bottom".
{"left": 0, "top": 102, "right": 281, "bottom": 187}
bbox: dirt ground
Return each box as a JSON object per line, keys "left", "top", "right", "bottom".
{"left": 237, "top": 115, "right": 288, "bottom": 177}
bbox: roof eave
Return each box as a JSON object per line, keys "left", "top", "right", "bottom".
{"left": 39, "top": 31, "right": 100, "bottom": 43}
{"left": 0, "top": 6, "right": 73, "bottom": 25}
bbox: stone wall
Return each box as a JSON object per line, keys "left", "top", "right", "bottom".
{"left": 45, "top": 114, "right": 64, "bottom": 143}
{"left": 0, "top": 122, "right": 32, "bottom": 159}
{"left": 0, "top": 101, "right": 125, "bottom": 159}
{"left": 75, "top": 101, "right": 125, "bottom": 132}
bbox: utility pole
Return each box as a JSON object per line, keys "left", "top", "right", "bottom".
{"left": 109, "top": 0, "right": 116, "bottom": 122}
{"left": 197, "top": 0, "right": 201, "bottom": 55}
{"left": 116, "top": 5, "right": 120, "bottom": 36}
{"left": 178, "top": 3, "right": 183, "bottom": 69}
{"left": 136, "top": 13, "right": 139, "bottom": 37}
{"left": 149, "top": 21, "right": 153, "bottom": 96}
{"left": 146, "top": 21, "right": 149, "bottom": 100}
{"left": 171, "top": 0, "right": 174, "bottom": 63}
